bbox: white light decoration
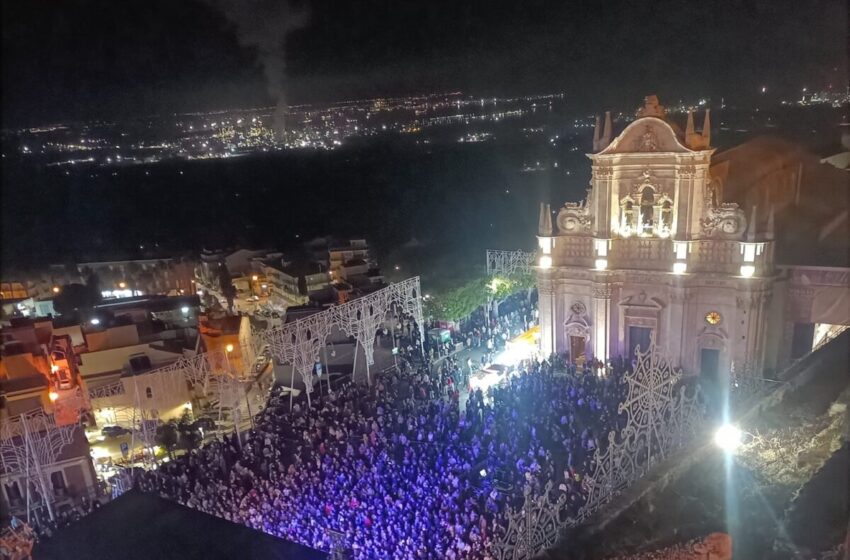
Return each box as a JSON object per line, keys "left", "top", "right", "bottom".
{"left": 538, "top": 255, "right": 552, "bottom": 269}
{"left": 673, "top": 241, "right": 688, "bottom": 261}
{"left": 714, "top": 424, "right": 743, "bottom": 452}
{"left": 672, "top": 262, "right": 687, "bottom": 274}
{"left": 740, "top": 265, "right": 756, "bottom": 278}
{"left": 258, "top": 277, "right": 425, "bottom": 395}
{"left": 595, "top": 259, "right": 608, "bottom": 270}
{"left": 740, "top": 242, "right": 764, "bottom": 263}
{"left": 486, "top": 250, "right": 536, "bottom": 276}
{"left": 594, "top": 238, "right": 609, "bottom": 257}
{"left": 0, "top": 408, "right": 80, "bottom": 521}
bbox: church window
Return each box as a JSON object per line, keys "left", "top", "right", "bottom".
{"left": 705, "top": 311, "right": 722, "bottom": 326}
{"left": 621, "top": 198, "right": 636, "bottom": 235}
{"left": 640, "top": 187, "right": 654, "bottom": 232}
{"left": 660, "top": 200, "right": 673, "bottom": 230}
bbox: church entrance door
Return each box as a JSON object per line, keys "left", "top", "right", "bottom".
{"left": 700, "top": 348, "right": 720, "bottom": 381}
{"left": 628, "top": 326, "right": 652, "bottom": 360}
{"left": 569, "top": 336, "right": 586, "bottom": 363}
{"left": 700, "top": 348, "right": 721, "bottom": 419}
{"left": 791, "top": 323, "right": 815, "bottom": 359}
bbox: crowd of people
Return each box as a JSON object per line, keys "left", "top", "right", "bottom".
{"left": 132, "top": 305, "right": 633, "bottom": 559}
{"left": 24, "top": 496, "right": 102, "bottom": 540}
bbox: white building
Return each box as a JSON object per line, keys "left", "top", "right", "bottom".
{"left": 536, "top": 96, "right": 849, "bottom": 382}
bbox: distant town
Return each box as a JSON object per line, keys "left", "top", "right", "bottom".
{"left": 5, "top": 87, "right": 846, "bottom": 170}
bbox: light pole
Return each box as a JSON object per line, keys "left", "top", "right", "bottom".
{"left": 224, "top": 343, "right": 252, "bottom": 437}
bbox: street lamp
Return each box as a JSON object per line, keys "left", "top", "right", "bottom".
{"left": 118, "top": 281, "right": 127, "bottom": 289}
{"left": 713, "top": 424, "right": 742, "bottom": 452}
{"left": 52, "top": 286, "right": 61, "bottom": 294}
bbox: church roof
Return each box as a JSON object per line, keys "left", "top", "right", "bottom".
{"left": 712, "top": 136, "right": 850, "bottom": 267}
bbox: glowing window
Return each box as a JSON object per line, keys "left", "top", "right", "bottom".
{"left": 705, "top": 311, "right": 722, "bottom": 325}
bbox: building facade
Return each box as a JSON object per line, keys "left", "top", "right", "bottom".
{"left": 536, "top": 96, "right": 849, "bottom": 382}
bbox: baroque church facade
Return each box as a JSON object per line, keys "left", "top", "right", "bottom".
{"left": 535, "top": 95, "right": 849, "bottom": 381}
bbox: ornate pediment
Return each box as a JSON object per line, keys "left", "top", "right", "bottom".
{"left": 700, "top": 203, "right": 747, "bottom": 238}
{"left": 596, "top": 117, "right": 693, "bottom": 156}
{"left": 619, "top": 292, "right": 665, "bottom": 309}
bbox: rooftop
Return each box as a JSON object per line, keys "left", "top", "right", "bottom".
{"left": 33, "top": 489, "right": 327, "bottom": 560}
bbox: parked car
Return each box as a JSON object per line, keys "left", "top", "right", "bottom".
{"left": 101, "top": 425, "right": 131, "bottom": 438}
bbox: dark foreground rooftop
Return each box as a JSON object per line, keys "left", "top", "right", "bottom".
{"left": 34, "top": 489, "right": 328, "bottom": 560}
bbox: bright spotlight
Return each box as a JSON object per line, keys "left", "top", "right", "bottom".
{"left": 714, "top": 424, "right": 742, "bottom": 452}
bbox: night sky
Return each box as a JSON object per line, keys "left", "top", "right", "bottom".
{"left": 2, "top": 0, "right": 847, "bottom": 126}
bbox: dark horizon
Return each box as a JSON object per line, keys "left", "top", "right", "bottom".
{"left": 3, "top": 0, "right": 847, "bottom": 127}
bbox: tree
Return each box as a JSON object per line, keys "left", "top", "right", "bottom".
{"left": 425, "top": 272, "right": 537, "bottom": 322}
{"left": 155, "top": 421, "right": 179, "bottom": 460}
{"left": 84, "top": 270, "right": 103, "bottom": 305}
{"left": 177, "top": 414, "right": 202, "bottom": 452}
{"left": 53, "top": 283, "right": 96, "bottom": 316}
{"left": 217, "top": 262, "right": 236, "bottom": 313}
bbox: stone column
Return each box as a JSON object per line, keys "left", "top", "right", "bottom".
{"left": 668, "top": 288, "right": 688, "bottom": 370}
{"left": 591, "top": 283, "right": 612, "bottom": 360}
{"left": 538, "top": 276, "right": 555, "bottom": 357}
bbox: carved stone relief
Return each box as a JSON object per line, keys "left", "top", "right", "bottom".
{"left": 700, "top": 203, "right": 747, "bottom": 238}
{"left": 556, "top": 200, "right": 593, "bottom": 234}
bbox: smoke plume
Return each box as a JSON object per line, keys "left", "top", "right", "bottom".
{"left": 208, "top": 0, "right": 307, "bottom": 141}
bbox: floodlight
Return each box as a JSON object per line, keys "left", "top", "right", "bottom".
{"left": 714, "top": 424, "right": 742, "bottom": 452}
